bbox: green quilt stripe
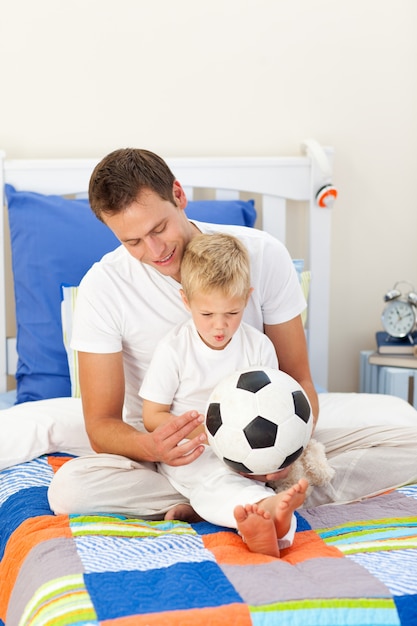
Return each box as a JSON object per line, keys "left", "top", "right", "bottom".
{"left": 317, "top": 517, "right": 417, "bottom": 539}
{"left": 314, "top": 517, "right": 417, "bottom": 555}
{"left": 334, "top": 538, "right": 417, "bottom": 555}
{"left": 19, "top": 574, "right": 97, "bottom": 626}
{"left": 250, "top": 597, "right": 396, "bottom": 612}
{"left": 69, "top": 514, "right": 196, "bottom": 538}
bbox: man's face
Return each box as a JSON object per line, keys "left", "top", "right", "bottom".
{"left": 103, "top": 181, "right": 195, "bottom": 282}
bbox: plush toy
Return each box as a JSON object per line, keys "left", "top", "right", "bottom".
{"left": 268, "top": 438, "right": 335, "bottom": 500}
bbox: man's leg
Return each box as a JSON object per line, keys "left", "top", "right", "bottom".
{"left": 301, "top": 425, "right": 417, "bottom": 507}
{"left": 48, "top": 453, "right": 190, "bottom": 519}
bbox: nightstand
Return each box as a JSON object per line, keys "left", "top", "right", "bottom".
{"left": 360, "top": 350, "right": 417, "bottom": 408}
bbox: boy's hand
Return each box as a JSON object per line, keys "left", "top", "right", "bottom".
{"left": 151, "top": 411, "right": 206, "bottom": 465}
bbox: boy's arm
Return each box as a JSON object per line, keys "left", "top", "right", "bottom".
{"left": 143, "top": 399, "right": 206, "bottom": 439}
{"left": 79, "top": 350, "right": 206, "bottom": 465}
{"left": 142, "top": 399, "right": 173, "bottom": 432}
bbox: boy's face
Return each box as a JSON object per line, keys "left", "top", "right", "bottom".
{"left": 182, "top": 288, "right": 249, "bottom": 350}
{"left": 102, "top": 181, "right": 195, "bottom": 282}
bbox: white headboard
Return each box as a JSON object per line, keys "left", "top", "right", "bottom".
{"left": 0, "top": 142, "right": 335, "bottom": 395}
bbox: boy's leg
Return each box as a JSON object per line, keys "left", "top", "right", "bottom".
{"left": 160, "top": 446, "right": 300, "bottom": 551}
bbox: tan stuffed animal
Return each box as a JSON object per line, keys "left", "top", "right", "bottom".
{"left": 268, "top": 438, "right": 335, "bottom": 501}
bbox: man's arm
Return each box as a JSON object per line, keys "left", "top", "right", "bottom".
{"left": 264, "top": 315, "right": 319, "bottom": 426}
{"left": 78, "top": 351, "right": 206, "bottom": 466}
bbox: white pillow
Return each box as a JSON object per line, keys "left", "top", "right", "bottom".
{"left": 318, "top": 392, "right": 417, "bottom": 429}
{"left": 0, "top": 397, "right": 93, "bottom": 470}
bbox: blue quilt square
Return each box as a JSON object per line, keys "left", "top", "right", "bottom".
{"left": 84, "top": 561, "right": 243, "bottom": 620}
{"left": 295, "top": 510, "right": 312, "bottom": 531}
{"left": 0, "top": 487, "right": 52, "bottom": 559}
{"left": 394, "top": 593, "right": 417, "bottom": 625}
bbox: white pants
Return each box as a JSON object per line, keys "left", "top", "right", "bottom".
{"left": 48, "top": 419, "right": 417, "bottom": 517}
{"left": 301, "top": 393, "right": 417, "bottom": 507}
{"left": 48, "top": 456, "right": 188, "bottom": 520}
{"left": 302, "top": 424, "right": 417, "bottom": 507}
{"left": 158, "top": 444, "right": 296, "bottom": 547}
{"left": 48, "top": 447, "right": 296, "bottom": 548}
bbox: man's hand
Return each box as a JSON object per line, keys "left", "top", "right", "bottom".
{"left": 150, "top": 411, "right": 206, "bottom": 466}
{"left": 240, "top": 465, "right": 292, "bottom": 483}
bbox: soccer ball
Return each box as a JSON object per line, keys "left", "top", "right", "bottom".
{"left": 205, "top": 367, "right": 313, "bottom": 475}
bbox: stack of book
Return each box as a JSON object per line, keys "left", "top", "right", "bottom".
{"left": 368, "top": 331, "right": 417, "bottom": 368}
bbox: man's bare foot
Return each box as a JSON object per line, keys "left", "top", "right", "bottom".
{"left": 234, "top": 503, "right": 280, "bottom": 557}
{"left": 164, "top": 503, "right": 203, "bottom": 523}
{"left": 260, "top": 477, "right": 308, "bottom": 539}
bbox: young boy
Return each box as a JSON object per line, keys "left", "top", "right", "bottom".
{"left": 140, "top": 233, "right": 308, "bottom": 557}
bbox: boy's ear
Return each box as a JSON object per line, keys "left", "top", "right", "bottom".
{"left": 180, "top": 289, "right": 190, "bottom": 310}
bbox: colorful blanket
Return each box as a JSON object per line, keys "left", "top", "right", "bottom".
{"left": 1, "top": 454, "right": 417, "bottom": 625}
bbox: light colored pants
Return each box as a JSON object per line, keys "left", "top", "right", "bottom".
{"left": 158, "top": 444, "right": 296, "bottom": 547}
{"left": 48, "top": 394, "right": 417, "bottom": 517}
{"left": 48, "top": 456, "right": 189, "bottom": 520}
{"left": 47, "top": 448, "right": 295, "bottom": 546}
{"left": 302, "top": 424, "right": 417, "bottom": 507}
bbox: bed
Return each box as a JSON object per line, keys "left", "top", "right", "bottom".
{"left": 1, "top": 143, "right": 417, "bottom": 626}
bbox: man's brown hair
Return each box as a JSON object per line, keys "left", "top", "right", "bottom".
{"left": 89, "top": 148, "right": 176, "bottom": 221}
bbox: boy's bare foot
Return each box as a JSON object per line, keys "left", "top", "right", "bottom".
{"left": 260, "top": 477, "right": 309, "bottom": 539}
{"left": 234, "top": 503, "right": 280, "bottom": 557}
{"left": 234, "top": 478, "right": 309, "bottom": 557}
{"left": 164, "top": 503, "right": 203, "bottom": 523}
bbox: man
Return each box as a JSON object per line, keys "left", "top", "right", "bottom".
{"left": 48, "top": 148, "right": 417, "bottom": 517}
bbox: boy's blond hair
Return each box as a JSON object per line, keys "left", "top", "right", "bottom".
{"left": 181, "top": 233, "right": 251, "bottom": 301}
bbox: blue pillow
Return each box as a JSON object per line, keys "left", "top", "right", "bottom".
{"left": 5, "top": 184, "right": 257, "bottom": 403}
{"left": 6, "top": 185, "right": 120, "bottom": 403}
{"left": 185, "top": 199, "right": 256, "bottom": 227}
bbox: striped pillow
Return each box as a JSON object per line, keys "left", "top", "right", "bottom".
{"left": 61, "top": 285, "right": 80, "bottom": 398}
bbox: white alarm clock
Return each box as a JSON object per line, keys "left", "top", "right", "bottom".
{"left": 381, "top": 281, "right": 417, "bottom": 339}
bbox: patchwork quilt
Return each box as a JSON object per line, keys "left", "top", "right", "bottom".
{"left": 1, "top": 454, "right": 417, "bottom": 625}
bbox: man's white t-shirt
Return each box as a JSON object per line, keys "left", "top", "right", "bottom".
{"left": 139, "top": 319, "right": 278, "bottom": 417}
{"left": 71, "top": 221, "right": 305, "bottom": 429}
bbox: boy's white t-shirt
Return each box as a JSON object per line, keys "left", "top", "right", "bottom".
{"left": 139, "top": 318, "right": 298, "bottom": 541}
{"left": 71, "top": 221, "right": 305, "bottom": 429}
{"left": 139, "top": 319, "right": 278, "bottom": 417}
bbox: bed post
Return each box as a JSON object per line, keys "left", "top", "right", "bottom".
{"left": 302, "top": 141, "right": 336, "bottom": 392}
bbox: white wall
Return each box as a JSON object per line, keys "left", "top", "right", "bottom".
{"left": 2, "top": 0, "right": 417, "bottom": 391}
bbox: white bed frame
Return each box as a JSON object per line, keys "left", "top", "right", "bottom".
{"left": 0, "top": 141, "right": 335, "bottom": 395}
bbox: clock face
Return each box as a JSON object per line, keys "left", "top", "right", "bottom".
{"left": 381, "top": 300, "right": 416, "bottom": 338}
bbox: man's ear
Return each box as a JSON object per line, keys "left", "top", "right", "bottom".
{"left": 246, "top": 287, "right": 254, "bottom": 304}
{"left": 173, "top": 180, "right": 187, "bottom": 209}
{"left": 180, "top": 289, "right": 190, "bottom": 310}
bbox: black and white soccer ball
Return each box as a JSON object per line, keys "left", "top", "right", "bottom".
{"left": 205, "top": 367, "right": 313, "bottom": 475}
